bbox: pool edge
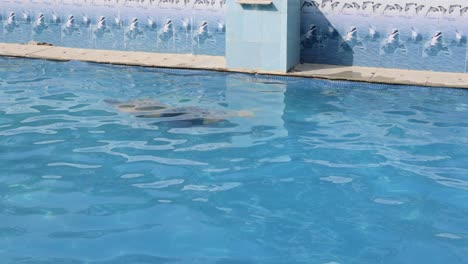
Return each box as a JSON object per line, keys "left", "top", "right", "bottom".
{"left": 1, "top": 43, "right": 468, "bottom": 89}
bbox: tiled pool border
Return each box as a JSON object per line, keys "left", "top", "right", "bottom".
{"left": 1, "top": 43, "right": 468, "bottom": 89}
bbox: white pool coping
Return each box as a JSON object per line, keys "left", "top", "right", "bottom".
{"left": 1, "top": 43, "right": 468, "bottom": 89}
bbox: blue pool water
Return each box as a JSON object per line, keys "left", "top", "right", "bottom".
{"left": 1, "top": 58, "right": 468, "bottom": 263}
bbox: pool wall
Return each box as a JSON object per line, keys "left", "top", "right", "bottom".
{"left": 0, "top": 0, "right": 226, "bottom": 56}
{"left": 1, "top": 0, "right": 468, "bottom": 74}
{"left": 301, "top": 0, "right": 468, "bottom": 73}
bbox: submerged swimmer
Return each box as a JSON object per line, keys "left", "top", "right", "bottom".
{"left": 105, "top": 99, "right": 169, "bottom": 113}
{"left": 105, "top": 99, "right": 253, "bottom": 127}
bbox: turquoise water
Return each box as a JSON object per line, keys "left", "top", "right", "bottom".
{"left": 1, "top": 58, "right": 468, "bottom": 263}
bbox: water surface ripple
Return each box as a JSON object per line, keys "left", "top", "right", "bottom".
{"left": 1, "top": 58, "right": 468, "bottom": 263}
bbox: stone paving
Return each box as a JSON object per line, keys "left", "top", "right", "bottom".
{"left": 1, "top": 43, "right": 467, "bottom": 89}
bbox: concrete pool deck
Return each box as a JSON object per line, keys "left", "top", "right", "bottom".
{"left": 1, "top": 42, "right": 468, "bottom": 89}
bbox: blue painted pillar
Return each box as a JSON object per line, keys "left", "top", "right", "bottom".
{"left": 226, "top": 0, "right": 301, "bottom": 73}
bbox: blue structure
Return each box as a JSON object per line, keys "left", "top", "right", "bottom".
{"left": 0, "top": 0, "right": 226, "bottom": 56}
{"left": 225, "top": 0, "right": 301, "bottom": 72}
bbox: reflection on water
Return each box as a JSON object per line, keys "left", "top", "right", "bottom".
{"left": 1, "top": 58, "right": 468, "bottom": 263}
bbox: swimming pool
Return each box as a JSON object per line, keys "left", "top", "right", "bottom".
{"left": 1, "top": 57, "right": 467, "bottom": 263}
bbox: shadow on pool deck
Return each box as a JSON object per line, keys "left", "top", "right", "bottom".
{"left": 1, "top": 42, "right": 468, "bottom": 89}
